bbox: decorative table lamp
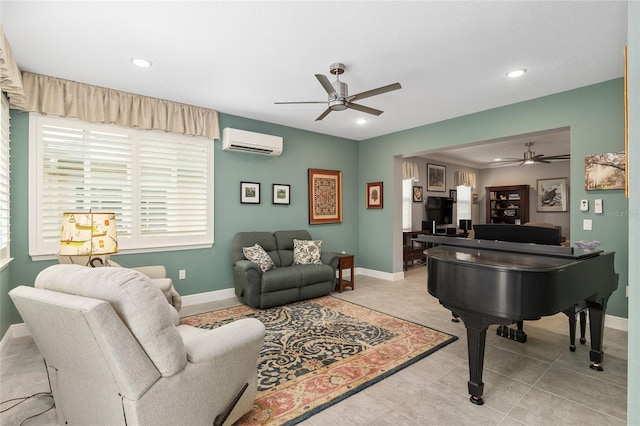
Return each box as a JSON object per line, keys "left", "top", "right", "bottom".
{"left": 59, "top": 212, "right": 118, "bottom": 267}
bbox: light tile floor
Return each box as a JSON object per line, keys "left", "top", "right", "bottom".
{"left": 1, "top": 266, "right": 627, "bottom": 425}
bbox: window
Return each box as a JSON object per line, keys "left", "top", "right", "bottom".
{"left": 29, "top": 113, "right": 213, "bottom": 259}
{"left": 0, "top": 94, "right": 10, "bottom": 268}
{"left": 402, "top": 179, "right": 413, "bottom": 231}
{"left": 456, "top": 185, "right": 472, "bottom": 222}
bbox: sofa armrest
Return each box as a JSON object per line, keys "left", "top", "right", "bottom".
{"left": 180, "top": 318, "right": 266, "bottom": 364}
{"left": 321, "top": 251, "right": 339, "bottom": 269}
{"left": 234, "top": 259, "right": 263, "bottom": 275}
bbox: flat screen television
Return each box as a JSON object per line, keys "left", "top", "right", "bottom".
{"left": 425, "top": 196, "right": 453, "bottom": 225}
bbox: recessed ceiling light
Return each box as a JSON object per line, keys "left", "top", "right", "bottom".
{"left": 131, "top": 58, "right": 152, "bottom": 68}
{"left": 356, "top": 118, "right": 368, "bottom": 125}
{"left": 494, "top": 158, "right": 502, "bottom": 162}
{"left": 506, "top": 68, "right": 527, "bottom": 78}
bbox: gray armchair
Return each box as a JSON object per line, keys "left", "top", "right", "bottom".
{"left": 9, "top": 264, "right": 265, "bottom": 426}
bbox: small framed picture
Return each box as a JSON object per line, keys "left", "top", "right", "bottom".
{"left": 537, "top": 178, "right": 568, "bottom": 212}
{"left": 240, "top": 181, "right": 260, "bottom": 204}
{"left": 413, "top": 186, "right": 423, "bottom": 202}
{"left": 427, "top": 164, "right": 446, "bottom": 192}
{"left": 272, "top": 184, "right": 290, "bottom": 205}
{"left": 366, "top": 181, "right": 383, "bottom": 209}
{"left": 449, "top": 189, "right": 457, "bottom": 202}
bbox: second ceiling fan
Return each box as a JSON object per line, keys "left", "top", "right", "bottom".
{"left": 491, "top": 142, "right": 570, "bottom": 166}
{"left": 275, "top": 62, "right": 402, "bottom": 121}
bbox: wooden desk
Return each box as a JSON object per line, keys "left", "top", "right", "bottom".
{"left": 403, "top": 230, "right": 431, "bottom": 270}
{"left": 336, "top": 253, "right": 355, "bottom": 292}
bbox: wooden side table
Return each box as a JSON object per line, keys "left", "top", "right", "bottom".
{"left": 336, "top": 253, "right": 355, "bottom": 293}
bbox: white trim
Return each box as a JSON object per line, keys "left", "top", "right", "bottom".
{"left": 0, "top": 323, "right": 31, "bottom": 355}
{"left": 180, "top": 287, "right": 236, "bottom": 307}
{"left": 355, "top": 267, "right": 404, "bottom": 281}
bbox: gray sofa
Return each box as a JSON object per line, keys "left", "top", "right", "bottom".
{"left": 231, "top": 230, "right": 339, "bottom": 309}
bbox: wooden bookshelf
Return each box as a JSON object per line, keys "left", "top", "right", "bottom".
{"left": 486, "top": 185, "right": 530, "bottom": 224}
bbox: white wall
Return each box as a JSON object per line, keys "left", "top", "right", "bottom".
{"left": 479, "top": 161, "right": 571, "bottom": 240}
{"left": 405, "top": 156, "right": 571, "bottom": 240}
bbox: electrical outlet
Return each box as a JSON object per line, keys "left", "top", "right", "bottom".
{"left": 179, "top": 269, "right": 186, "bottom": 280}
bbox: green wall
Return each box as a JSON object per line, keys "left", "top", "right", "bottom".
{"left": 1, "top": 111, "right": 359, "bottom": 336}
{"left": 358, "top": 79, "right": 628, "bottom": 319}
{"left": 1, "top": 79, "right": 629, "bottom": 337}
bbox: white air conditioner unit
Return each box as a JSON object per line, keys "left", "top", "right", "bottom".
{"left": 221, "top": 128, "right": 283, "bottom": 156}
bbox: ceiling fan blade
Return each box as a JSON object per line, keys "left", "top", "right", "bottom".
{"left": 315, "top": 74, "right": 338, "bottom": 98}
{"left": 349, "top": 82, "right": 402, "bottom": 102}
{"left": 540, "top": 154, "right": 571, "bottom": 161}
{"left": 274, "top": 101, "right": 327, "bottom": 104}
{"left": 315, "top": 108, "right": 332, "bottom": 121}
{"left": 347, "top": 102, "right": 383, "bottom": 116}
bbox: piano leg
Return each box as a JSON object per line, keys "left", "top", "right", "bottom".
{"left": 586, "top": 297, "right": 610, "bottom": 371}
{"left": 466, "top": 325, "right": 486, "bottom": 405}
{"left": 565, "top": 309, "right": 578, "bottom": 351}
{"left": 579, "top": 310, "right": 587, "bottom": 345}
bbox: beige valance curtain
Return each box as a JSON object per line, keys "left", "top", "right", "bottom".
{"left": 454, "top": 171, "right": 477, "bottom": 188}
{"left": 22, "top": 72, "right": 220, "bottom": 140}
{"left": 0, "top": 24, "right": 26, "bottom": 110}
{"left": 402, "top": 161, "right": 420, "bottom": 180}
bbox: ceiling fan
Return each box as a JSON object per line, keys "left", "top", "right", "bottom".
{"left": 275, "top": 62, "right": 402, "bottom": 121}
{"left": 491, "top": 142, "right": 570, "bottom": 166}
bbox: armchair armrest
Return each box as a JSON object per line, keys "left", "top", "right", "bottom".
{"left": 131, "top": 265, "right": 167, "bottom": 279}
{"left": 180, "top": 318, "right": 266, "bottom": 363}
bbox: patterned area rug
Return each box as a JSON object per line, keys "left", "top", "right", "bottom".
{"left": 181, "top": 296, "right": 457, "bottom": 425}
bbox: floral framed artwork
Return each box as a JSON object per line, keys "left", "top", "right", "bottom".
{"left": 412, "top": 186, "right": 423, "bottom": 202}
{"left": 537, "top": 178, "right": 568, "bottom": 212}
{"left": 366, "top": 182, "right": 383, "bottom": 209}
{"left": 308, "top": 169, "right": 342, "bottom": 224}
{"left": 584, "top": 152, "right": 626, "bottom": 191}
{"left": 427, "top": 164, "right": 446, "bottom": 192}
{"left": 240, "top": 181, "right": 260, "bottom": 204}
{"left": 272, "top": 184, "right": 290, "bottom": 205}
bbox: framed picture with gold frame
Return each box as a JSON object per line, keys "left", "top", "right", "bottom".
{"left": 366, "top": 181, "right": 383, "bottom": 209}
{"left": 308, "top": 169, "right": 342, "bottom": 224}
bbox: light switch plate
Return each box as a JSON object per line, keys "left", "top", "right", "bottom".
{"left": 595, "top": 199, "right": 603, "bottom": 214}
{"left": 583, "top": 219, "right": 593, "bottom": 230}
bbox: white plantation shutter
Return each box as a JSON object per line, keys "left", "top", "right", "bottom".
{"left": 30, "top": 113, "right": 213, "bottom": 258}
{"left": 402, "top": 179, "right": 412, "bottom": 231}
{"left": 0, "top": 94, "right": 10, "bottom": 266}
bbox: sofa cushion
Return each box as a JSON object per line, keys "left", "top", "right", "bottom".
{"left": 292, "top": 263, "right": 335, "bottom": 285}
{"left": 261, "top": 267, "right": 303, "bottom": 292}
{"left": 274, "top": 230, "right": 312, "bottom": 267}
{"left": 231, "top": 232, "right": 280, "bottom": 267}
{"left": 242, "top": 243, "right": 276, "bottom": 272}
{"left": 293, "top": 239, "right": 323, "bottom": 265}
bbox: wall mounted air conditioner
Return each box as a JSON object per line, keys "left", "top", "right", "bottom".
{"left": 221, "top": 128, "right": 283, "bottom": 156}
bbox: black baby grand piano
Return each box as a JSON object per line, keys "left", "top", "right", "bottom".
{"left": 419, "top": 234, "right": 618, "bottom": 405}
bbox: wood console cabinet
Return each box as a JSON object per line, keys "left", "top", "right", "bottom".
{"left": 486, "top": 185, "right": 530, "bottom": 224}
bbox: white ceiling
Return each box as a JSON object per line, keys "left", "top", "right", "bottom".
{"left": 1, "top": 1, "right": 628, "bottom": 164}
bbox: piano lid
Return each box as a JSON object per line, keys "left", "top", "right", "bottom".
{"left": 415, "top": 235, "right": 602, "bottom": 260}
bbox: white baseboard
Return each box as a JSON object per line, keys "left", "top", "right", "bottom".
{"left": 355, "top": 267, "right": 404, "bottom": 281}
{"left": 0, "top": 323, "right": 31, "bottom": 355}
{"left": 180, "top": 287, "right": 236, "bottom": 307}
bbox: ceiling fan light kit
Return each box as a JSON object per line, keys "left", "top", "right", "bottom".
{"left": 275, "top": 62, "right": 402, "bottom": 121}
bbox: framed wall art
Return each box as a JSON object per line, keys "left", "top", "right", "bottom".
{"left": 449, "top": 189, "right": 457, "bottom": 202}
{"left": 537, "top": 178, "right": 567, "bottom": 212}
{"left": 272, "top": 184, "right": 290, "bottom": 205}
{"left": 412, "top": 186, "right": 423, "bottom": 202}
{"left": 366, "top": 182, "right": 383, "bottom": 209}
{"left": 240, "top": 181, "right": 260, "bottom": 204}
{"left": 308, "top": 169, "right": 342, "bottom": 224}
{"left": 585, "top": 152, "right": 626, "bottom": 191}
{"left": 427, "top": 164, "right": 446, "bottom": 192}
